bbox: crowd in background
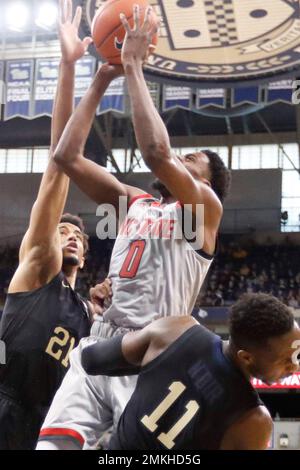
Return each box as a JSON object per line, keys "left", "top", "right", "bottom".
{"left": 199, "top": 238, "right": 300, "bottom": 309}
{"left": 1, "top": 237, "right": 300, "bottom": 310}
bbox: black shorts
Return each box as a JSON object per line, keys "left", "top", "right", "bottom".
{"left": 0, "top": 391, "right": 45, "bottom": 450}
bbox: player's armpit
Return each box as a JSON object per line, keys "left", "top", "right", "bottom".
{"left": 220, "top": 406, "right": 273, "bottom": 450}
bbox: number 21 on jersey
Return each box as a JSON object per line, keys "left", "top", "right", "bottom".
{"left": 45, "top": 326, "right": 75, "bottom": 368}
{"left": 141, "top": 381, "right": 200, "bottom": 449}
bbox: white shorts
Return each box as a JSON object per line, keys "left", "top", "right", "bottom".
{"left": 38, "top": 320, "right": 138, "bottom": 450}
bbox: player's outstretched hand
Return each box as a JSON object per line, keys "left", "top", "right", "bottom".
{"left": 58, "top": 0, "right": 92, "bottom": 65}
{"left": 120, "top": 4, "right": 158, "bottom": 66}
{"left": 89, "top": 278, "right": 113, "bottom": 316}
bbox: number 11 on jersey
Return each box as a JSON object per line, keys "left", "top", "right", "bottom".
{"left": 141, "top": 381, "right": 200, "bottom": 449}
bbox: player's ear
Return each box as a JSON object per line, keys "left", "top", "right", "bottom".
{"left": 237, "top": 349, "right": 254, "bottom": 367}
{"left": 202, "top": 178, "right": 211, "bottom": 188}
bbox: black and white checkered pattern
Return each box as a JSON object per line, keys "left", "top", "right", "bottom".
{"left": 204, "top": 0, "right": 238, "bottom": 46}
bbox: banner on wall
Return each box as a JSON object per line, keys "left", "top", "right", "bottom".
{"left": 252, "top": 373, "right": 300, "bottom": 389}
{"left": 267, "top": 80, "right": 294, "bottom": 104}
{"left": 97, "top": 75, "right": 125, "bottom": 114}
{"left": 4, "top": 60, "right": 34, "bottom": 120}
{"left": 75, "top": 56, "right": 96, "bottom": 106}
{"left": 33, "top": 58, "right": 59, "bottom": 117}
{"left": 162, "top": 86, "right": 192, "bottom": 111}
{"left": 231, "top": 86, "right": 261, "bottom": 107}
{"left": 196, "top": 88, "right": 226, "bottom": 109}
{"left": 147, "top": 81, "right": 160, "bottom": 110}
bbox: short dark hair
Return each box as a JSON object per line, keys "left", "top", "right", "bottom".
{"left": 229, "top": 293, "right": 295, "bottom": 350}
{"left": 60, "top": 213, "right": 89, "bottom": 254}
{"left": 202, "top": 149, "right": 231, "bottom": 203}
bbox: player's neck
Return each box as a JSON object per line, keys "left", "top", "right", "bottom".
{"left": 161, "top": 196, "right": 176, "bottom": 204}
{"left": 62, "top": 266, "right": 78, "bottom": 289}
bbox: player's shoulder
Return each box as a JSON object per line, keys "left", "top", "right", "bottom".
{"left": 239, "top": 405, "right": 273, "bottom": 444}
{"left": 243, "top": 405, "right": 273, "bottom": 428}
{"left": 148, "top": 316, "right": 199, "bottom": 348}
{"left": 221, "top": 405, "right": 272, "bottom": 450}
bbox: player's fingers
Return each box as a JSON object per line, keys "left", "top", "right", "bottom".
{"left": 141, "top": 6, "right": 152, "bottom": 32}
{"left": 148, "top": 22, "right": 158, "bottom": 40}
{"left": 73, "top": 5, "right": 82, "bottom": 29}
{"left": 66, "top": 0, "right": 72, "bottom": 23}
{"left": 59, "top": 0, "right": 66, "bottom": 23}
{"left": 83, "top": 36, "right": 93, "bottom": 50}
{"left": 120, "top": 13, "right": 131, "bottom": 33}
{"left": 92, "top": 281, "right": 111, "bottom": 300}
{"left": 148, "top": 44, "right": 156, "bottom": 55}
{"left": 133, "top": 4, "right": 140, "bottom": 31}
{"left": 90, "top": 289, "right": 105, "bottom": 305}
{"left": 102, "top": 278, "right": 113, "bottom": 295}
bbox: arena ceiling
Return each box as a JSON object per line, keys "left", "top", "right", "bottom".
{"left": 82, "top": 0, "right": 300, "bottom": 87}
{"left": 0, "top": 0, "right": 300, "bottom": 160}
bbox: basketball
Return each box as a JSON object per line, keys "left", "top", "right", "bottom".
{"left": 91, "top": 0, "right": 158, "bottom": 64}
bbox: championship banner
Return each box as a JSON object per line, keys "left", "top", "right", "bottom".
{"left": 231, "top": 86, "right": 261, "bottom": 107}
{"left": 267, "top": 80, "right": 294, "bottom": 104}
{"left": 162, "top": 86, "right": 192, "bottom": 111}
{"left": 147, "top": 81, "right": 160, "bottom": 110}
{"left": 252, "top": 372, "right": 300, "bottom": 389}
{"left": 75, "top": 56, "right": 96, "bottom": 106}
{"left": 33, "top": 58, "right": 59, "bottom": 117}
{"left": 97, "top": 75, "right": 125, "bottom": 114}
{"left": 4, "top": 60, "right": 34, "bottom": 120}
{"left": 196, "top": 88, "right": 226, "bottom": 109}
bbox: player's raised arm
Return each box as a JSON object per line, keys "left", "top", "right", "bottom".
{"left": 53, "top": 63, "right": 143, "bottom": 209}
{"left": 9, "top": 0, "right": 92, "bottom": 293}
{"left": 120, "top": 6, "right": 226, "bottom": 248}
{"left": 81, "top": 329, "right": 149, "bottom": 376}
{"left": 81, "top": 317, "right": 197, "bottom": 376}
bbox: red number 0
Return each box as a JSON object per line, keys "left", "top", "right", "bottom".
{"left": 119, "top": 240, "right": 146, "bottom": 279}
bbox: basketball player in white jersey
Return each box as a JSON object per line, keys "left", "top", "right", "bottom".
{"left": 37, "top": 7, "right": 231, "bottom": 450}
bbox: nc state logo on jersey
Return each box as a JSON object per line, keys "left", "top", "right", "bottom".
{"left": 81, "top": 0, "right": 300, "bottom": 85}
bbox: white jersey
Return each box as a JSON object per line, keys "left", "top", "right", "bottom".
{"left": 103, "top": 194, "right": 213, "bottom": 328}
{"left": 38, "top": 195, "right": 214, "bottom": 450}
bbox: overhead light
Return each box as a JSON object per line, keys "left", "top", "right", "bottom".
{"left": 5, "top": 1, "right": 30, "bottom": 32}
{"left": 35, "top": 2, "right": 58, "bottom": 30}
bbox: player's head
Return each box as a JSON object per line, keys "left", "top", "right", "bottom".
{"left": 229, "top": 293, "right": 300, "bottom": 384}
{"left": 58, "top": 213, "right": 89, "bottom": 270}
{"left": 152, "top": 150, "right": 231, "bottom": 203}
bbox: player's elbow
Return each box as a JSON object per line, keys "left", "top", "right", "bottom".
{"left": 53, "top": 148, "right": 79, "bottom": 169}
{"left": 53, "top": 148, "right": 67, "bottom": 166}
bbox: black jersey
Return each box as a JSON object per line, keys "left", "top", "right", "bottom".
{"left": 0, "top": 272, "right": 91, "bottom": 410}
{"left": 109, "top": 324, "right": 263, "bottom": 450}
